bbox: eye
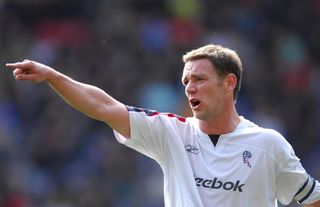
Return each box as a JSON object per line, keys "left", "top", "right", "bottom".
{"left": 195, "top": 76, "right": 205, "bottom": 82}
{"left": 182, "top": 78, "right": 189, "bottom": 86}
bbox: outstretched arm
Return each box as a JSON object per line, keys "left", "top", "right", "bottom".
{"left": 6, "top": 60, "right": 130, "bottom": 138}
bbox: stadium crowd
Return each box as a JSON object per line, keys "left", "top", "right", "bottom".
{"left": 0, "top": 0, "right": 320, "bottom": 206}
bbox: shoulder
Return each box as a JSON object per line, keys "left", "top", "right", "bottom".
{"left": 238, "top": 117, "right": 284, "bottom": 139}
{"left": 236, "top": 118, "right": 298, "bottom": 170}
{"left": 241, "top": 117, "right": 285, "bottom": 138}
{"left": 126, "top": 105, "right": 190, "bottom": 127}
{"left": 238, "top": 117, "right": 293, "bottom": 154}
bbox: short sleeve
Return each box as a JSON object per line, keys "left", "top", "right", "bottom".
{"left": 113, "top": 106, "right": 186, "bottom": 163}
{"left": 275, "top": 136, "right": 320, "bottom": 205}
{"left": 293, "top": 175, "right": 320, "bottom": 204}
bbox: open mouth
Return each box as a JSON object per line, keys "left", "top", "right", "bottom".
{"left": 190, "top": 98, "right": 201, "bottom": 109}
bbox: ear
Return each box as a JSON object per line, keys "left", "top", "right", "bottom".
{"left": 224, "top": 73, "right": 237, "bottom": 92}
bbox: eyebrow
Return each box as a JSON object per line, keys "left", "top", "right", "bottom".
{"left": 181, "top": 73, "right": 206, "bottom": 85}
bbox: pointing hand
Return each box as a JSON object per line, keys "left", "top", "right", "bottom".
{"left": 6, "top": 60, "right": 53, "bottom": 83}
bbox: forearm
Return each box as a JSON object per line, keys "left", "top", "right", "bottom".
{"left": 6, "top": 60, "right": 130, "bottom": 138}
{"left": 47, "top": 69, "right": 118, "bottom": 122}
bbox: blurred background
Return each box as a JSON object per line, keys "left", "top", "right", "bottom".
{"left": 0, "top": 0, "right": 320, "bottom": 206}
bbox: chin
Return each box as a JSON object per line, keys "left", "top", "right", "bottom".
{"left": 193, "top": 112, "right": 206, "bottom": 120}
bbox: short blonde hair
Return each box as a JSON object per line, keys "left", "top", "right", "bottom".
{"left": 183, "top": 44, "right": 243, "bottom": 100}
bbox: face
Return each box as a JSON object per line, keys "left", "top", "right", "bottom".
{"left": 182, "top": 59, "right": 231, "bottom": 121}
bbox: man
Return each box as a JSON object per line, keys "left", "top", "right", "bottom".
{"left": 5, "top": 44, "right": 320, "bottom": 206}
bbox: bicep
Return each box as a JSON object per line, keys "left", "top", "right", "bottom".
{"left": 101, "top": 101, "right": 130, "bottom": 139}
{"left": 72, "top": 84, "right": 130, "bottom": 138}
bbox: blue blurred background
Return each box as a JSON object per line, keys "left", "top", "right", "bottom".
{"left": 0, "top": 0, "right": 320, "bottom": 206}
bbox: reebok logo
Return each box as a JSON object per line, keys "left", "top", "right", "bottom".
{"left": 195, "top": 177, "right": 245, "bottom": 192}
{"left": 185, "top": 145, "right": 199, "bottom": 155}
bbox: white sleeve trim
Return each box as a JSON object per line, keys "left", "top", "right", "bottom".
{"left": 294, "top": 175, "right": 317, "bottom": 203}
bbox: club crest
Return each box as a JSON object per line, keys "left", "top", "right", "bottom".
{"left": 242, "top": 151, "right": 252, "bottom": 168}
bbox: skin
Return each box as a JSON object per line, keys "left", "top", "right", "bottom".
{"left": 305, "top": 202, "right": 320, "bottom": 207}
{"left": 5, "top": 59, "right": 320, "bottom": 206}
{"left": 182, "top": 58, "right": 240, "bottom": 135}
{"left": 306, "top": 202, "right": 320, "bottom": 207}
{"left": 182, "top": 59, "right": 320, "bottom": 207}
{"left": 6, "top": 60, "right": 131, "bottom": 138}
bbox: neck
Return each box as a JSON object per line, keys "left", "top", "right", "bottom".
{"left": 198, "top": 105, "right": 241, "bottom": 135}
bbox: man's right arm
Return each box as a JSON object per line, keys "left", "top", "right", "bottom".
{"left": 6, "top": 60, "right": 130, "bottom": 138}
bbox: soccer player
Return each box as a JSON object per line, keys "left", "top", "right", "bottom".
{"left": 5, "top": 44, "right": 320, "bottom": 207}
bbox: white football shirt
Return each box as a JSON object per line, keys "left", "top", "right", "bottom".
{"left": 114, "top": 106, "right": 320, "bottom": 207}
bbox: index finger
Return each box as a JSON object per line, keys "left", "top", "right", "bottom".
{"left": 5, "top": 61, "right": 31, "bottom": 70}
